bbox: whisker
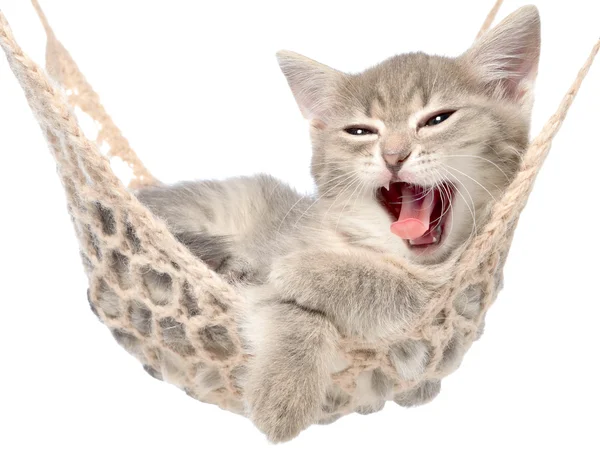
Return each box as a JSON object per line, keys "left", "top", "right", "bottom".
{"left": 322, "top": 175, "right": 362, "bottom": 225}
{"left": 442, "top": 163, "right": 499, "bottom": 202}
{"left": 276, "top": 195, "right": 309, "bottom": 236}
{"left": 295, "top": 173, "right": 359, "bottom": 227}
{"left": 278, "top": 171, "right": 357, "bottom": 234}
{"left": 432, "top": 169, "right": 456, "bottom": 237}
{"left": 335, "top": 178, "right": 366, "bottom": 232}
{"left": 438, "top": 166, "right": 477, "bottom": 239}
{"left": 436, "top": 154, "right": 510, "bottom": 182}
{"left": 428, "top": 182, "right": 451, "bottom": 230}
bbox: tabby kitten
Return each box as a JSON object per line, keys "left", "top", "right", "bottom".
{"left": 135, "top": 6, "right": 540, "bottom": 442}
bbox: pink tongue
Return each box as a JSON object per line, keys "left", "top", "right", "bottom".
{"left": 390, "top": 186, "right": 434, "bottom": 240}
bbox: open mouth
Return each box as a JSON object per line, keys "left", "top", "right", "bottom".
{"left": 378, "top": 182, "right": 454, "bottom": 250}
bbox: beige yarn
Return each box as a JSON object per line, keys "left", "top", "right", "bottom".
{"left": 0, "top": 0, "right": 598, "bottom": 420}
{"left": 31, "top": 0, "right": 157, "bottom": 189}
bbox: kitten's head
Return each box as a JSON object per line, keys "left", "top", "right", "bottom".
{"left": 277, "top": 6, "right": 540, "bottom": 262}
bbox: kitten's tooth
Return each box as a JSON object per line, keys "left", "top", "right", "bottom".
{"left": 408, "top": 239, "right": 415, "bottom": 246}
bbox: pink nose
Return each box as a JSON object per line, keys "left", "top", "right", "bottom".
{"left": 383, "top": 150, "right": 411, "bottom": 168}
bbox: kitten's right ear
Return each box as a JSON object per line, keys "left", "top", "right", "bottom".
{"left": 462, "top": 5, "right": 541, "bottom": 103}
{"left": 276, "top": 50, "right": 345, "bottom": 122}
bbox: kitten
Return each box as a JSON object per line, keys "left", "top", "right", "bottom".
{"left": 134, "top": 6, "right": 540, "bottom": 442}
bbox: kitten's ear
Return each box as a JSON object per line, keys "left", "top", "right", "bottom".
{"left": 276, "top": 50, "right": 345, "bottom": 122}
{"left": 462, "top": 5, "right": 541, "bottom": 103}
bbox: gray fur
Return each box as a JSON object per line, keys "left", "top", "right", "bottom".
{"left": 322, "top": 386, "right": 351, "bottom": 414}
{"left": 197, "top": 325, "right": 236, "bottom": 360}
{"left": 394, "top": 379, "right": 442, "bottom": 407}
{"left": 133, "top": 6, "right": 540, "bottom": 442}
{"left": 438, "top": 332, "right": 467, "bottom": 375}
{"left": 174, "top": 231, "right": 232, "bottom": 271}
{"left": 388, "top": 340, "right": 431, "bottom": 380}
{"left": 142, "top": 269, "right": 172, "bottom": 306}
{"left": 129, "top": 301, "right": 152, "bottom": 336}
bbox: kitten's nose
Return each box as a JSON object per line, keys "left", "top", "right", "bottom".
{"left": 383, "top": 150, "right": 411, "bottom": 170}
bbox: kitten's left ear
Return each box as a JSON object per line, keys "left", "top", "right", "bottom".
{"left": 461, "top": 5, "right": 541, "bottom": 104}
{"left": 276, "top": 50, "right": 346, "bottom": 122}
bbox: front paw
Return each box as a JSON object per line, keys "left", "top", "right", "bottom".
{"left": 394, "top": 379, "right": 441, "bottom": 407}
{"left": 247, "top": 371, "right": 321, "bottom": 443}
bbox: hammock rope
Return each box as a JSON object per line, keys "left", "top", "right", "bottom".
{"left": 0, "top": 0, "right": 597, "bottom": 422}
{"left": 30, "top": 0, "right": 157, "bottom": 189}
{"left": 477, "top": 0, "right": 505, "bottom": 38}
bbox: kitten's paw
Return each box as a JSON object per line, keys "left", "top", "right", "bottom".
{"left": 247, "top": 371, "right": 320, "bottom": 443}
{"left": 317, "top": 414, "right": 341, "bottom": 425}
{"left": 394, "top": 379, "right": 441, "bottom": 407}
{"left": 356, "top": 400, "right": 386, "bottom": 415}
{"left": 388, "top": 339, "right": 431, "bottom": 380}
{"left": 437, "top": 331, "right": 467, "bottom": 375}
{"left": 322, "top": 387, "right": 351, "bottom": 414}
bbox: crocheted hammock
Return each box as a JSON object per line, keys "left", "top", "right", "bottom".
{"left": 1, "top": 0, "right": 598, "bottom": 421}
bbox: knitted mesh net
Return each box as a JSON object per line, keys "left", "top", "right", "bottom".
{"left": 0, "top": 0, "right": 597, "bottom": 423}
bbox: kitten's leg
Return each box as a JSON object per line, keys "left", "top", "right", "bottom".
{"left": 269, "top": 249, "right": 440, "bottom": 339}
{"left": 172, "top": 231, "right": 233, "bottom": 272}
{"left": 135, "top": 182, "right": 251, "bottom": 279}
{"left": 134, "top": 175, "right": 298, "bottom": 282}
{"left": 134, "top": 181, "right": 224, "bottom": 235}
{"left": 174, "top": 231, "right": 255, "bottom": 281}
{"left": 245, "top": 301, "right": 339, "bottom": 443}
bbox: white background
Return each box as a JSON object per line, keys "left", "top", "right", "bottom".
{"left": 1, "top": 1, "right": 599, "bottom": 449}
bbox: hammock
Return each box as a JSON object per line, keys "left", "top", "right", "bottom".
{"left": 0, "top": 0, "right": 597, "bottom": 423}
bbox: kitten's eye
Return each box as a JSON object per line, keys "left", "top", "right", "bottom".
{"left": 344, "top": 127, "right": 376, "bottom": 136}
{"left": 424, "top": 111, "right": 456, "bottom": 127}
